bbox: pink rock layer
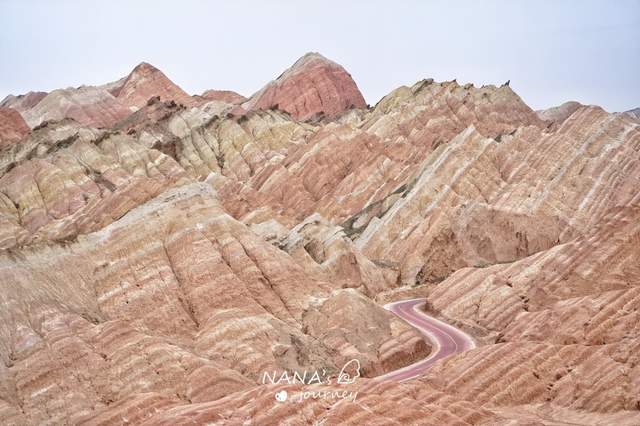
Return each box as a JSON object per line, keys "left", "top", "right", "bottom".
{"left": 111, "top": 62, "right": 196, "bottom": 110}
{"left": 199, "top": 89, "right": 246, "bottom": 104}
{"left": 0, "top": 107, "right": 30, "bottom": 147}
{"left": 1, "top": 52, "right": 640, "bottom": 426}
{"left": 242, "top": 52, "right": 368, "bottom": 120}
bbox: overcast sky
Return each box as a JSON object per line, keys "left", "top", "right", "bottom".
{"left": 1, "top": 0, "right": 638, "bottom": 111}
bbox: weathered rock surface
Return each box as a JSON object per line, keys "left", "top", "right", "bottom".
{"left": 354, "top": 106, "right": 639, "bottom": 286}
{"left": 18, "top": 85, "right": 132, "bottom": 129}
{"left": 302, "top": 288, "right": 430, "bottom": 376}
{"left": 4, "top": 63, "right": 194, "bottom": 129}
{"left": 198, "top": 89, "right": 246, "bottom": 104}
{"left": 537, "top": 100, "right": 584, "bottom": 127}
{"left": 224, "top": 78, "right": 545, "bottom": 229}
{"left": 242, "top": 52, "right": 368, "bottom": 121}
{"left": 0, "top": 92, "right": 47, "bottom": 114}
{"left": 132, "top": 380, "right": 508, "bottom": 425}
{"left": 0, "top": 128, "right": 189, "bottom": 248}
{"left": 276, "top": 213, "right": 397, "bottom": 295}
{"left": 623, "top": 107, "right": 640, "bottom": 121}
{"left": 0, "top": 108, "right": 30, "bottom": 148}
{"left": 0, "top": 119, "right": 100, "bottom": 177}
{"left": 0, "top": 182, "right": 428, "bottom": 424}
{"left": 110, "top": 62, "right": 195, "bottom": 111}
{"left": 1, "top": 52, "right": 639, "bottom": 425}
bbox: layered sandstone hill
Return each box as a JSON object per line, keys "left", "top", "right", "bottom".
{"left": 241, "top": 52, "right": 368, "bottom": 121}
{"left": 109, "top": 62, "right": 195, "bottom": 110}
{"left": 198, "top": 89, "right": 246, "bottom": 104}
{"left": 2, "top": 63, "right": 194, "bottom": 129}
{"left": 624, "top": 107, "right": 640, "bottom": 121}
{"left": 17, "top": 85, "right": 133, "bottom": 129}
{"left": 0, "top": 108, "right": 30, "bottom": 148}
{"left": 0, "top": 92, "right": 47, "bottom": 114}
{"left": 0, "top": 53, "right": 639, "bottom": 425}
{"left": 0, "top": 183, "right": 428, "bottom": 425}
{"left": 537, "top": 100, "right": 584, "bottom": 127}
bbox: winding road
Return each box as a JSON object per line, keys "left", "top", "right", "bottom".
{"left": 378, "top": 298, "right": 476, "bottom": 382}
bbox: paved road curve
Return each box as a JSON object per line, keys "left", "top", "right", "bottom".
{"left": 378, "top": 298, "right": 476, "bottom": 382}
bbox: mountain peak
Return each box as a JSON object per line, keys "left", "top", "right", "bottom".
{"left": 114, "top": 61, "right": 194, "bottom": 110}
{"left": 282, "top": 52, "right": 343, "bottom": 79}
{"left": 291, "top": 52, "right": 332, "bottom": 67}
{"left": 130, "top": 61, "right": 160, "bottom": 75}
{"left": 536, "top": 101, "right": 585, "bottom": 126}
{"left": 0, "top": 91, "right": 48, "bottom": 113}
{"left": 243, "top": 53, "right": 366, "bottom": 120}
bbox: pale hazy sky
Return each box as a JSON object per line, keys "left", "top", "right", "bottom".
{"left": 1, "top": 0, "right": 638, "bottom": 111}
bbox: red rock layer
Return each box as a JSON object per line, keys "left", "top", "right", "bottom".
{"left": 111, "top": 62, "right": 195, "bottom": 110}
{"left": 242, "top": 52, "right": 368, "bottom": 121}
{"left": 0, "top": 107, "right": 30, "bottom": 147}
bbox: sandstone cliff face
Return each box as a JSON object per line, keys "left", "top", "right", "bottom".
{"left": 0, "top": 108, "right": 30, "bottom": 148}
{"left": 1, "top": 53, "right": 639, "bottom": 425}
{"left": 242, "top": 52, "right": 368, "bottom": 121}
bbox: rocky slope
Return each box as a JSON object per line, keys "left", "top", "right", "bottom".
{"left": 0, "top": 53, "right": 639, "bottom": 425}
{"left": 241, "top": 52, "right": 368, "bottom": 121}
{"left": 537, "top": 100, "right": 584, "bottom": 128}
{"left": 109, "top": 62, "right": 195, "bottom": 111}
{"left": 3, "top": 63, "right": 195, "bottom": 129}
{"left": 198, "top": 89, "right": 246, "bottom": 104}
{"left": 624, "top": 107, "right": 640, "bottom": 121}
{"left": 0, "top": 108, "right": 30, "bottom": 148}
{"left": 0, "top": 92, "right": 47, "bottom": 114}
